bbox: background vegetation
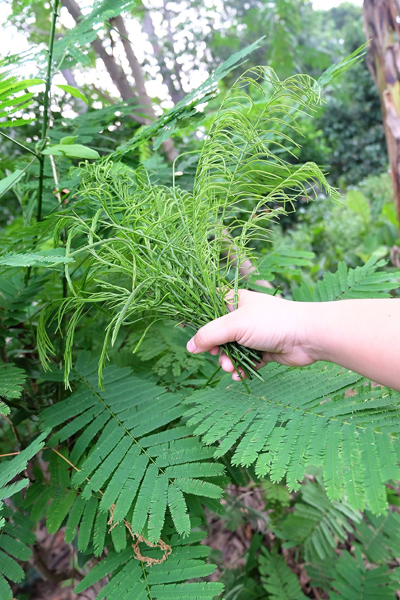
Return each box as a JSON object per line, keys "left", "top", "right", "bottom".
{"left": 1, "top": 0, "right": 400, "bottom": 599}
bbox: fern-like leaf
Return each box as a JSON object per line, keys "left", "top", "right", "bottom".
{"left": 309, "top": 547, "right": 400, "bottom": 600}
{"left": 0, "top": 63, "right": 43, "bottom": 128}
{"left": 74, "top": 527, "right": 224, "bottom": 599}
{"left": 276, "top": 481, "right": 361, "bottom": 563}
{"left": 258, "top": 547, "right": 307, "bottom": 600}
{"left": 39, "top": 360, "right": 223, "bottom": 549}
{"left": 293, "top": 254, "right": 400, "bottom": 301}
{"left": 185, "top": 360, "right": 400, "bottom": 514}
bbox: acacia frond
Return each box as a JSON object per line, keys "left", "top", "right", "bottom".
{"left": 258, "top": 547, "right": 307, "bottom": 600}
{"left": 0, "top": 499, "right": 36, "bottom": 600}
{"left": 0, "top": 250, "right": 74, "bottom": 268}
{"left": 0, "top": 62, "right": 42, "bottom": 128}
{"left": 185, "top": 359, "right": 400, "bottom": 515}
{"left": 74, "top": 526, "right": 223, "bottom": 599}
{"left": 38, "top": 360, "right": 224, "bottom": 549}
{"left": 0, "top": 363, "right": 27, "bottom": 407}
{"left": 308, "top": 547, "right": 400, "bottom": 600}
{"left": 355, "top": 511, "right": 400, "bottom": 564}
{"left": 293, "top": 254, "right": 400, "bottom": 301}
{"left": 277, "top": 481, "right": 361, "bottom": 563}
{"left": 0, "top": 435, "right": 47, "bottom": 599}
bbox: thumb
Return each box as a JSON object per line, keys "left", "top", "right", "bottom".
{"left": 187, "top": 312, "right": 239, "bottom": 354}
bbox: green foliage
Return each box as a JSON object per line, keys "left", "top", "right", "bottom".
{"left": 39, "top": 359, "right": 224, "bottom": 543}
{"left": 41, "top": 67, "right": 340, "bottom": 387}
{"left": 186, "top": 351, "right": 400, "bottom": 514}
{"left": 273, "top": 173, "right": 399, "bottom": 276}
{"left": 309, "top": 546, "right": 400, "bottom": 600}
{"left": 127, "top": 321, "right": 216, "bottom": 386}
{"left": 74, "top": 527, "right": 224, "bottom": 599}
{"left": 0, "top": 64, "right": 43, "bottom": 128}
{"left": 261, "top": 480, "right": 291, "bottom": 509}
{"left": 0, "top": 432, "right": 48, "bottom": 598}
{"left": 258, "top": 547, "right": 307, "bottom": 600}
{"left": 293, "top": 254, "right": 400, "bottom": 301}
{"left": 117, "top": 39, "right": 266, "bottom": 154}
{"left": 276, "top": 481, "right": 361, "bottom": 563}
{"left": 249, "top": 247, "right": 315, "bottom": 292}
{"left": 41, "top": 143, "right": 100, "bottom": 159}
{"left": 0, "top": 250, "right": 74, "bottom": 268}
{"left": 0, "top": 497, "right": 36, "bottom": 600}
{"left": 0, "top": 362, "right": 27, "bottom": 406}
{"left": 53, "top": 0, "right": 136, "bottom": 67}
{"left": 1, "top": 4, "right": 399, "bottom": 596}
{"left": 354, "top": 511, "right": 400, "bottom": 564}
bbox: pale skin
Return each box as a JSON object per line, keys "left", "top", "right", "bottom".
{"left": 186, "top": 290, "right": 400, "bottom": 393}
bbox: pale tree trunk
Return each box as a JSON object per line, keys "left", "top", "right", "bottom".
{"left": 363, "top": 0, "right": 400, "bottom": 227}
{"left": 162, "top": 1, "right": 185, "bottom": 102}
{"left": 111, "top": 15, "right": 154, "bottom": 121}
{"left": 61, "top": 0, "right": 140, "bottom": 111}
{"left": 61, "top": 68, "right": 87, "bottom": 113}
{"left": 61, "top": 0, "right": 177, "bottom": 160}
{"left": 111, "top": 15, "right": 177, "bottom": 160}
{"left": 142, "top": 10, "right": 184, "bottom": 104}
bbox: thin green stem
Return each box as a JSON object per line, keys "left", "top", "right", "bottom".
{"left": 0, "top": 131, "right": 38, "bottom": 158}
{"left": 37, "top": 0, "right": 60, "bottom": 223}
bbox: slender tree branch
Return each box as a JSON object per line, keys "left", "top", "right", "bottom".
{"left": 0, "top": 131, "right": 38, "bottom": 158}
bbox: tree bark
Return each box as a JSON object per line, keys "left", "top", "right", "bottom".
{"left": 61, "top": 0, "right": 177, "bottom": 160}
{"left": 142, "top": 9, "right": 184, "bottom": 104}
{"left": 61, "top": 0, "right": 144, "bottom": 122}
{"left": 163, "top": 1, "right": 185, "bottom": 102}
{"left": 111, "top": 15, "right": 154, "bottom": 121}
{"left": 363, "top": 0, "right": 400, "bottom": 228}
{"left": 111, "top": 15, "right": 177, "bottom": 160}
{"left": 61, "top": 68, "right": 87, "bottom": 113}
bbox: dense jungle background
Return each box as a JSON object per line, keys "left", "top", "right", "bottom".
{"left": 1, "top": 0, "right": 400, "bottom": 598}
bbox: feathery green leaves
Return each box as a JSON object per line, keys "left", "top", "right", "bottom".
{"left": 259, "top": 547, "right": 307, "bottom": 600}
{"left": 293, "top": 254, "right": 400, "bottom": 301}
{"left": 40, "top": 67, "right": 340, "bottom": 387}
{"left": 74, "top": 527, "right": 223, "bottom": 599}
{"left": 185, "top": 360, "right": 400, "bottom": 514}
{"left": 39, "top": 360, "right": 223, "bottom": 546}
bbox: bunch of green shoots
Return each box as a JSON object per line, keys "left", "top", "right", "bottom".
{"left": 39, "top": 67, "right": 340, "bottom": 388}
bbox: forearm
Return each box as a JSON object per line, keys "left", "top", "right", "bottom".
{"left": 303, "top": 299, "right": 400, "bottom": 392}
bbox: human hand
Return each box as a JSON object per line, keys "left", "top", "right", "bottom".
{"left": 186, "top": 289, "right": 316, "bottom": 380}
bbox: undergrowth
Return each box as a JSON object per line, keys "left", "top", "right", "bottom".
{"left": 0, "top": 6, "right": 399, "bottom": 598}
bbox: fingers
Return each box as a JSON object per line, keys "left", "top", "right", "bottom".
{"left": 187, "top": 311, "right": 238, "bottom": 354}
{"left": 230, "top": 356, "right": 271, "bottom": 381}
{"left": 219, "top": 352, "right": 235, "bottom": 372}
{"left": 225, "top": 289, "right": 248, "bottom": 312}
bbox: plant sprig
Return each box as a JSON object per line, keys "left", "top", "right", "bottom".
{"left": 39, "top": 67, "right": 340, "bottom": 388}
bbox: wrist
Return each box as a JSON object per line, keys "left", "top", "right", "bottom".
{"left": 295, "top": 301, "right": 333, "bottom": 363}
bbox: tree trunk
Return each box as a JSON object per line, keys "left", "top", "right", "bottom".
{"left": 162, "top": 1, "right": 185, "bottom": 102}
{"left": 111, "top": 15, "right": 154, "bottom": 122}
{"left": 363, "top": 0, "right": 400, "bottom": 228}
{"left": 142, "top": 10, "right": 184, "bottom": 104}
{"left": 61, "top": 0, "right": 144, "bottom": 121}
{"left": 61, "top": 68, "right": 87, "bottom": 113}
{"left": 61, "top": 0, "right": 177, "bottom": 160}
{"left": 111, "top": 15, "right": 177, "bottom": 160}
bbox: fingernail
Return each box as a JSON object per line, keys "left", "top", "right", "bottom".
{"left": 187, "top": 338, "right": 197, "bottom": 353}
